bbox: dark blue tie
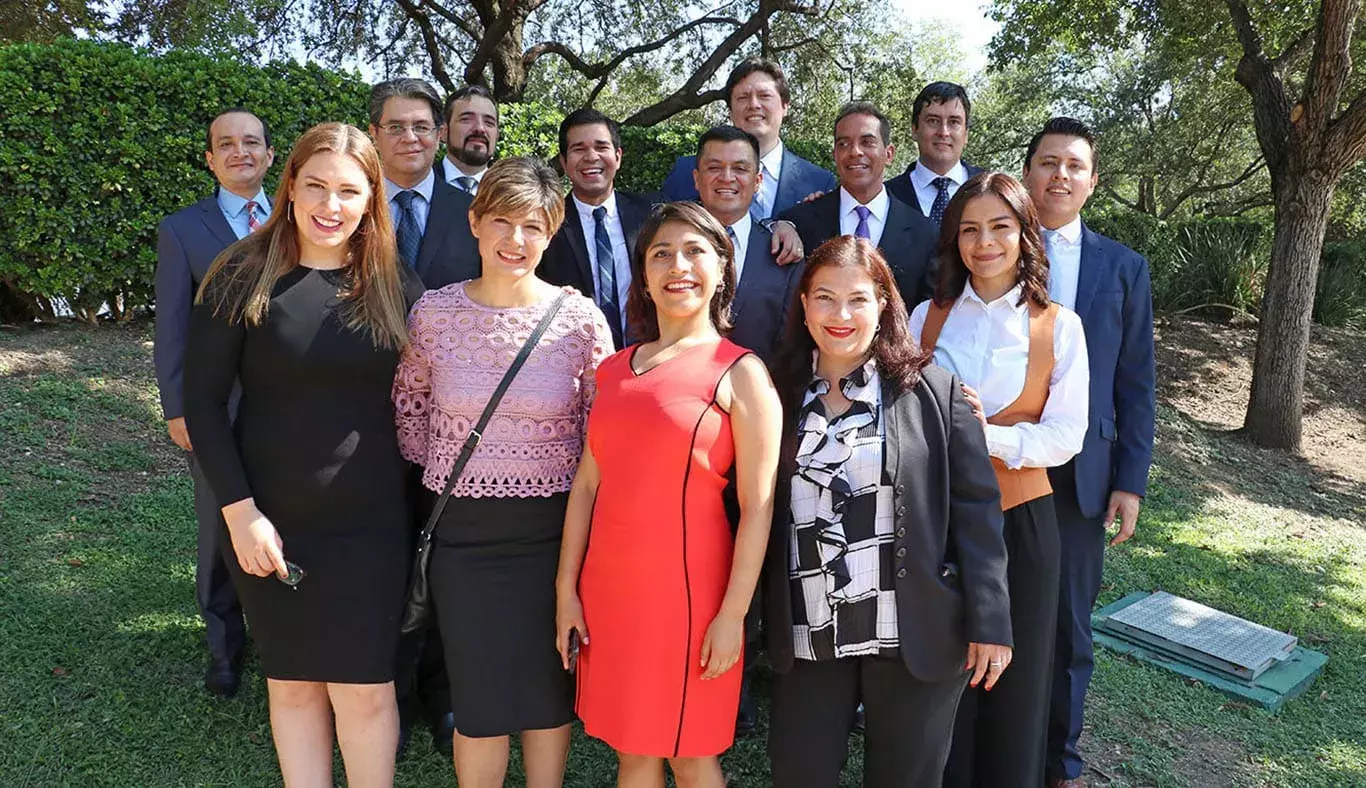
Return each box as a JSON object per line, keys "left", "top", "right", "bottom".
{"left": 394, "top": 190, "right": 421, "bottom": 269}
{"left": 592, "top": 206, "right": 624, "bottom": 349}
{"left": 929, "top": 176, "right": 953, "bottom": 227}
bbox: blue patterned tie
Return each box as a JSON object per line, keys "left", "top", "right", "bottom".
{"left": 394, "top": 190, "right": 421, "bottom": 269}
{"left": 929, "top": 176, "right": 953, "bottom": 227}
{"left": 592, "top": 206, "right": 624, "bottom": 349}
{"left": 726, "top": 225, "right": 740, "bottom": 286}
{"left": 854, "top": 205, "right": 872, "bottom": 240}
{"left": 455, "top": 176, "right": 477, "bottom": 194}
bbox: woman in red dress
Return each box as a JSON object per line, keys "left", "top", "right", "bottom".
{"left": 555, "top": 202, "right": 782, "bottom": 787}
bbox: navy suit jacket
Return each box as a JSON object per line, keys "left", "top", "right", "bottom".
{"left": 538, "top": 191, "right": 655, "bottom": 297}
{"left": 155, "top": 192, "right": 243, "bottom": 421}
{"left": 728, "top": 222, "right": 802, "bottom": 366}
{"left": 661, "top": 146, "right": 836, "bottom": 218}
{"left": 1053, "top": 225, "right": 1156, "bottom": 519}
{"left": 885, "top": 160, "right": 986, "bottom": 216}
{"left": 416, "top": 179, "right": 480, "bottom": 289}
{"left": 780, "top": 190, "right": 940, "bottom": 309}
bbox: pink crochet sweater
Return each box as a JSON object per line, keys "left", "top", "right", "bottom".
{"left": 393, "top": 282, "right": 614, "bottom": 497}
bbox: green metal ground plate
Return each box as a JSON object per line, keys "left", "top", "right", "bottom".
{"left": 1093, "top": 592, "right": 1328, "bottom": 712}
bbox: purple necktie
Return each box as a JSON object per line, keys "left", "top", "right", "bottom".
{"left": 854, "top": 205, "right": 872, "bottom": 240}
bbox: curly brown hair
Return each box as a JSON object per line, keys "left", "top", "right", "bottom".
{"left": 933, "top": 171, "right": 1051, "bottom": 310}
{"left": 625, "top": 202, "right": 737, "bottom": 343}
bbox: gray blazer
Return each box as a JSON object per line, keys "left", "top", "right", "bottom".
{"left": 764, "top": 364, "right": 1011, "bottom": 682}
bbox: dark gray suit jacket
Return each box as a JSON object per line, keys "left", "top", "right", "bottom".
{"left": 764, "top": 364, "right": 1010, "bottom": 681}
{"left": 415, "top": 180, "right": 480, "bottom": 289}
{"left": 728, "top": 221, "right": 801, "bottom": 366}
{"left": 780, "top": 190, "right": 940, "bottom": 309}
{"left": 885, "top": 160, "right": 987, "bottom": 216}
{"left": 154, "top": 191, "right": 245, "bottom": 421}
{"left": 538, "top": 190, "right": 655, "bottom": 297}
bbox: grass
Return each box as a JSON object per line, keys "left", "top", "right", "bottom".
{"left": 2, "top": 321, "right": 1364, "bottom": 787}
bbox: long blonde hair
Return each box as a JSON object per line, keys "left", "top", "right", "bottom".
{"left": 196, "top": 122, "right": 409, "bottom": 349}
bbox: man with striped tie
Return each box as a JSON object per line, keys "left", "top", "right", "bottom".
{"left": 154, "top": 107, "right": 274, "bottom": 700}
{"left": 781, "top": 101, "right": 939, "bottom": 310}
{"left": 885, "top": 82, "right": 984, "bottom": 227}
{"left": 369, "top": 78, "right": 479, "bottom": 291}
{"left": 437, "top": 84, "right": 499, "bottom": 194}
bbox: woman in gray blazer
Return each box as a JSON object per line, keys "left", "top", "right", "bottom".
{"left": 764, "top": 235, "right": 1012, "bottom": 788}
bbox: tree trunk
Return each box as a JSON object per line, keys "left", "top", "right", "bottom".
{"left": 1242, "top": 158, "right": 1337, "bottom": 450}
{"left": 487, "top": 20, "right": 527, "bottom": 102}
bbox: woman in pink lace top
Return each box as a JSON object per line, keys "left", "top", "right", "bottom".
{"left": 392, "top": 158, "right": 613, "bottom": 788}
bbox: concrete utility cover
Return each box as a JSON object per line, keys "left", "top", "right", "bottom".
{"left": 1107, "top": 590, "right": 1297, "bottom": 678}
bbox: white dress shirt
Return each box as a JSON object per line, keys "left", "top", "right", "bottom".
{"left": 908, "top": 283, "right": 1090, "bottom": 470}
{"left": 384, "top": 169, "right": 436, "bottom": 233}
{"left": 1042, "top": 216, "right": 1084, "bottom": 310}
{"left": 441, "top": 157, "right": 487, "bottom": 192}
{"left": 909, "top": 160, "right": 969, "bottom": 218}
{"left": 727, "top": 212, "right": 753, "bottom": 282}
{"left": 756, "top": 142, "right": 785, "bottom": 218}
{"left": 837, "top": 186, "right": 890, "bottom": 246}
{"left": 571, "top": 192, "right": 631, "bottom": 329}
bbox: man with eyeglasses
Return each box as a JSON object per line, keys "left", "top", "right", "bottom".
{"left": 884, "top": 82, "right": 984, "bottom": 228}
{"left": 369, "top": 78, "right": 479, "bottom": 291}
{"left": 437, "top": 85, "right": 499, "bottom": 194}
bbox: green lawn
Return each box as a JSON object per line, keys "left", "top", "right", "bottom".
{"left": 1, "top": 321, "right": 1363, "bottom": 787}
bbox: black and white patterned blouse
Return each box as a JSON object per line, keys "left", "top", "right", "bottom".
{"left": 788, "top": 359, "right": 899, "bottom": 661}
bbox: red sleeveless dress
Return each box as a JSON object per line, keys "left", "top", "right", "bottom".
{"left": 576, "top": 339, "right": 750, "bottom": 758}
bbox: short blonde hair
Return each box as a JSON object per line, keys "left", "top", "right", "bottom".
{"left": 469, "top": 157, "right": 565, "bottom": 236}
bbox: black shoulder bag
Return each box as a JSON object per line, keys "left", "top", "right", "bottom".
{"left": 400, "top": 290, "right": 569, "bottom": 634}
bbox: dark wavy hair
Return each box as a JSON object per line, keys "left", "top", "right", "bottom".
{"left": 933, "top": 171, "right": 1051, "bottom": 310}
{"left": 625, "top": 202, "right": 737, "bottom": 343}
{"left": 774, "top": 236, "right": 925, "bottom": 407}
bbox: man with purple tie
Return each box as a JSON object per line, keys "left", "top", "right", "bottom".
{"left": 781, "top": 101, "right": 939, "bottom": 309}
{"left": 154, "top": 107, "right": 274, "bottom": 699}
{"left": 885, "top": 82, "right": 985, "bottom": 227}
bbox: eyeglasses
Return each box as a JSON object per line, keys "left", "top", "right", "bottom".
{"left": 379, "top": 122, "right": 439, "bottom": 139}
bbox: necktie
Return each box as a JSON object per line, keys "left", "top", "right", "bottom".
{"left": 929, "top": 176, "right": 953, "bottom": 227}
{"left": 1043, "top": 229, "right": 1061, "bottom": 302}
{"left": 592, "top": 206, "right": 624, "bottom": 349}
{"left": 853, "top": 205, "right": 872, "bottom": 240}
{"left": 751, "top": 162, "right": 772, "bottom": 221}
{"left": 726, "top": 225, "right": 740, "bottom": 285}
{"left": 456, "top": 176, "right": 477, "bottom": 194}
{"left": 394, "top": 190, "right": 421, "bottom": 269}
{"left": 245, "top": 200, "right": 261, "bottom": 232}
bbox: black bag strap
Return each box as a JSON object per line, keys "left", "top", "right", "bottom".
{"left": 416, "top": 290, "right": 569, "bottom": 546}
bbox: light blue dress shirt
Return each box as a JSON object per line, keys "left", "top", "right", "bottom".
{"left": 217, "top": 188, "right": 272, "bottom": 240}
{"left": 384, "top": 169, "right": 436, "bottom": 235}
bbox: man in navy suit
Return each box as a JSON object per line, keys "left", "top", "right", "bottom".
{"left": 436, "top": 84, "right": 499, "bottom": 194}
{"left": 154, "top": 107, "right": 274, "bottom": 698}
{"left": 885, "top": 81, "right": 984, "bottom": 225}
{"left": 694, "top": 125, "right": 800, "bottom": 365}
{"left": 1023, "top": 117, "right": 1156, "bottom": 788}
{"left": 781, "top": 101, "right": 940, "bottom": 311}
{"left": 369, "top": 78, "right": 480, "bottom": 291}
{"left": 539, "top": 108, "right": 654, "bottom": 349}
{"left": 662, "top": 58, "right": 832, "bottom": 262}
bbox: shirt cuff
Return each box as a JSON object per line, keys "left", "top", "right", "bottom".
{"left": 984, "top": 424, "right": 1023, "bottom": 469}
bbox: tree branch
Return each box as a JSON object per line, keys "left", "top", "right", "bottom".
{"left": 395, "top": 0, "right": 457, "bottom": 93}
{"left": 1158, "top": 156, "right": 1266, "bottom": 219}
{"left": 1271, "top": 27, "right": 1315, "bottom": 71}
{"left": 1325, "top": 89, "right": 1366, "bottom": 170}
{"left": 463, "top": 0, "right": 550, "bottom": 87}
{"left": 1100, "top": 184, "right": 1144, "bottom": 213}
{"left": 413, "top": 0, "right": 480, "bottom": 41}
{"left": 1299, "top": 0, "right": 1360, "bottom": 136}
{"left": 523, "top": 16, "right": 742, "bottom": 78}
{"left": 1223, "top": 0, "right": 1293, "bottom": 175}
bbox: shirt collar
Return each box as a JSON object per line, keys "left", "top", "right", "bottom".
{"left": 909, "top": 160, "right": 967, "bottom": 190}
{"left": 217, "top": 187, "right": 270, "bottom": 218}
{"left": 839, "top": 185, "right": 890, "bottom": 223}
{"left": 572, "top": 190, "right": 618, "bottom": 220}
{"left": 960, "top": 281, "right": 1026, "bottom": 311}
{"left": 805, "top": 356, "right": 881, "bottom": 402}
{"left": 444, "top": 157, "right": 487, "bottom": 183}
{"left": 1044, "top": 215, "right": 1083, "bottom": 246}
{"left": 728, "top": 212, "right": 753, "bottom": 244}
{"left": 760, "top": 141, "right": 785, "bottom": 177}
{"left": 385, "top": 168, "right": 436, "bottom": 204}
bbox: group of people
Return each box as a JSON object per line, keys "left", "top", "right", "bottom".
{"left": 154, "top": 57, "right": 1155, "bottom": 788}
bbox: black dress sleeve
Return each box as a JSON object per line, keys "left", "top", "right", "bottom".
{"left": 943, "top": 373, "right": 1013, "bottom": 648}
{"left": 183, "top": 276, "right": 253, "bottom": 508}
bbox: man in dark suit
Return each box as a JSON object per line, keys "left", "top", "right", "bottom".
{"left": 369, "top": 78, "right": 479, "bottom": 291}
{"left": 781, "top": 101, "right": 940, "bottom": 311}
{"left": 539, "top": 108, "right": 654, "bottom": 349}
{"left": 154, "top": 107, "right": 274, "bottom": 698}
{"left": 885, "top": 82, "right": 984, "bottom": 226}
{"left": 693, "top": 125, "right": 800, "bottom": 365}
{"left": 1022, "top": 117, "right": 1156, "bottom": 788}
{"left": 436, "top": 84, "right": 499, "bottom": 194}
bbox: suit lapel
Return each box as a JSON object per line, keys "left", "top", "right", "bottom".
{"left": 881, "top": 379, "right": 902, "bottom": 486}
{"left": 562, "top": 196, "right": 595, "bottom": 296}
{"left": 618, "top": 191, "right": 650, "bottom": 264}
{"left": 772, "top": 148, "right": 805, "bottom": 219}
{"left": 416, "top": 181, "right": 459, "bottom": 278}
{"left": 733, "top": 225, "right": 773, "bottom": 316}
{"left": 1075, "top": 224, "right": 1105, "bottom": 322}
{"left": 900, "top": 163, "right": 923, "bottom": 214}
{"left": 879, "top": 195, "right": 915, "bottom": 254}
{"left": 197, "top": 193, "right": 238, "bottom": 250}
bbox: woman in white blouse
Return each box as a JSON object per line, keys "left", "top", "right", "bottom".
{"left": 909, "top": 171, "right": 1089, "bottom": 788}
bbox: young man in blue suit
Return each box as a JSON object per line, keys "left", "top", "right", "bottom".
{"left": 1023, "top": 117, "right": 1156, "bottom": 788}
{"left": 154, "top": 107, "right": 274, "bottom": 699}
{"left": 885, "top": 81, "right": 984, "bottom": 226}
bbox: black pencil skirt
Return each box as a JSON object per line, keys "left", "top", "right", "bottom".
{"left": 428, "top": 492, "right": 575, "bottom": 738}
